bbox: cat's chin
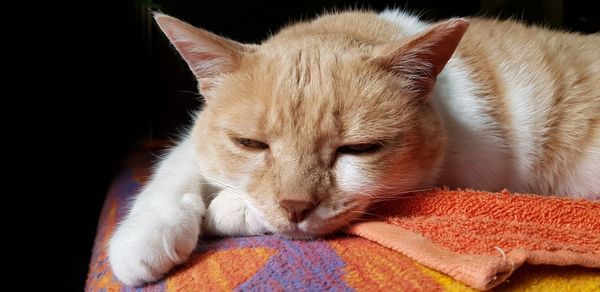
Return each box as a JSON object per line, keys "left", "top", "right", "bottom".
{"left": 274, "top": 225, "right": 319, "bottom": 240}
{"left": 274, "top": 221, "right": 347, "bottom": 240}
{"left": 267, "top": 202, "right": 369, "bottom": 240}
{"left": 277, "top": 231, "right": 318, "bottom": 240}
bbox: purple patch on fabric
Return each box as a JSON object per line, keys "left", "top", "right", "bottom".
{"left": 223, "top": 237, "right": 353, "bottom": 291}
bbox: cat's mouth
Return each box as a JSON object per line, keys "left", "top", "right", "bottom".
{"left": 272, "top": 201, "right": 369, "bottom": 240}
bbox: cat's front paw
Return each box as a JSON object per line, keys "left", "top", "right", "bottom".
{"left": 108, "top": 193, "right": 204, "bottom": 286}
{"left": 203, "top": 189, "right": 269, "bottom": 236}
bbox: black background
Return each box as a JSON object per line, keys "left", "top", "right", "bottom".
{"left": 20, "top": 0, "right": 597, "bottom": 290}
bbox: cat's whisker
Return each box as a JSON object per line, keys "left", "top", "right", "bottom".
{"left": 346, "top": 210, "right": 389, "bottom": 220}
{"left": 201, "top": 175, "right": 247, "bottom": 200}
{"left": 369, "top": 193, "right": 424, "bottom": 200}
{"left": 368, "top": 196, "right": 415, "bottom": 201}
{"left": 359, "top": 187, "right": 431, "bottom": 201}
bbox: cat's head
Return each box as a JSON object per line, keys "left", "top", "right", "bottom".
{"left": 155, "top": 13, "right": 468, "bottom": 238}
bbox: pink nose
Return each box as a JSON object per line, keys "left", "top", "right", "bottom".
{"left": 278, "top": 199, "right": 317, "bottom": 223}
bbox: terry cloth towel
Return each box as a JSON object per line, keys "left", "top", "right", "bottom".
{"left": 346, "top": 189, "right": 600, "bottom": 290}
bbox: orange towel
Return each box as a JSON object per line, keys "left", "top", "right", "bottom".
{"left": 346, "top": 189, "right": 600, "bottom": 290}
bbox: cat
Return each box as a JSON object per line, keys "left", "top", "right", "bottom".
{"left": 108, "top": 9, "right": 600, "bottom": 285}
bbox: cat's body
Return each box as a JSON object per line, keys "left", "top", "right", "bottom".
{"left": 423, "top": 14, "right": 600, "bottom": 195}
{"left": 109, "top": 10, "right": 600, "bottom": 285}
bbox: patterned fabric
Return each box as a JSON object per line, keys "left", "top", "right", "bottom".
{"left": 86, "top": 151, "right": 600, "bottom": 291}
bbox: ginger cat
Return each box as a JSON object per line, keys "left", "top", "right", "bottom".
{"left": 108, "top": 10, "right": 600, "bottom": 285}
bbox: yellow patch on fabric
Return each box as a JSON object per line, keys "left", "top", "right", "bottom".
{"left": 495, "top": 265, "right": 600, "bottom": 292}
{"left": 417, "top": 264, "right": 475, "bottom": 292}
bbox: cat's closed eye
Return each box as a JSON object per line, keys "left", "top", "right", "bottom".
{"left": 235, "top": 138, "right": 269, "bottom": 150}
{"left": 337, "top": 143, "right": 383, "bottom": 155}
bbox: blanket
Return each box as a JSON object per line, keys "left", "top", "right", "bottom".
{"left": 86, "top": 149, "right": 600, "bottom": 291}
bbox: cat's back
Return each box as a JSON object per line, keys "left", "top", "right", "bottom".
{"left": 454, "top": 18, "right": 600, "bottom": 196}
{"left": 458, "top": 18, "right": 600, "bottom": 111}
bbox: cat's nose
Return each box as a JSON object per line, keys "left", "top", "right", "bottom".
{"left": 278, "top": 199, "right": 317, "bottom": 223}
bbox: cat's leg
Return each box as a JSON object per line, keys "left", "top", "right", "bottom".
{"left": 108, "top": 138, "right": 206, "bottom": 286}
{"left": 203, "top": 189, "right": 269, "bottom": 237}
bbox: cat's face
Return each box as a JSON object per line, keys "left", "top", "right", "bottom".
{"left": 155, "top": 13, "right": 467, "bottom": 238}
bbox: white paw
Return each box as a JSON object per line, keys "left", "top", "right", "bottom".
{"left": 108, "top": 193, "right": 204, "bottom": 286}
{"left": 203, "top": 189, "right": 269, "bottom": 236}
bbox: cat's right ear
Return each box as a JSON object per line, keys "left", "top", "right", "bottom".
{"left": 372, "top": 18, "right": 469, "bottom": 99}
{"left": 154, "top": 13, "right": 253, "bottom": 98}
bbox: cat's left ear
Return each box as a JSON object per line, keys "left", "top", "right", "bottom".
{"left": 154, "top": 13, "right": 254, "bottom": 98}
{"left": 374, "top": 18, "right": 469, "bottom": 98}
